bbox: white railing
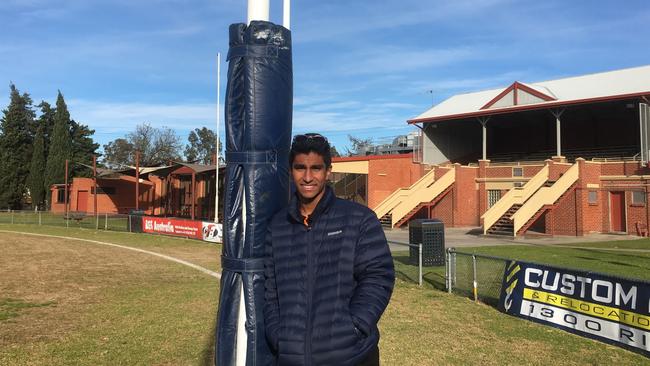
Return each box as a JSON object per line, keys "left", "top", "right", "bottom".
{"left": 512, "top": 163, "right": 579, "bottom": 236}
{"left": 481, "top": 165, "right": 549, "bottom": 234}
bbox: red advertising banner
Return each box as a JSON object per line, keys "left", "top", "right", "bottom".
{"left": 142, "top": 217, "right": 202, "bottom": 240}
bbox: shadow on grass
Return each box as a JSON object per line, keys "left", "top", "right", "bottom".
{"left": 200, "top": 324, "right": 216, "bottom": 366}
{"left": 393, "top": 254, "right": 447, "bottom": 291}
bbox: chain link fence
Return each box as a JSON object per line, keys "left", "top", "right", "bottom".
{"left": 388, "top": 240, "right": 424, "bottom": 287}
{"left": 447, "top": 248, "right": 509, "bottom": 307}
{"left": 0, "top": 210, "right": 131, "bottom": 232}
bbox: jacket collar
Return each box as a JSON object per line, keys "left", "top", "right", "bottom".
{"left": 288, "top": 185, "right": 335, "bottom": 225}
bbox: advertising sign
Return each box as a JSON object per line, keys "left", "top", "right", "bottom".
{"left": 142, "top": 217, "right": 202, "bottom": 240}
{"left": 499, "top": 261, "right": 650, "bottom": 356}
{"left": 201, "top": 221, "right": 223, "bottom": 243}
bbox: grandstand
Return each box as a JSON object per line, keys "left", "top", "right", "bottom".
{"left": 332, "top": 65, "right": 650, "bottom": 237}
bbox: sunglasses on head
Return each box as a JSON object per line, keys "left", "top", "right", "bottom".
{"left": 293, "top": 133, "right": 328, "bottom": 143}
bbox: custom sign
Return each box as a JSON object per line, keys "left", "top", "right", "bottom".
{"left": 142, "top": 217, "right": 202, "bottom": 240}
{"left": 201, "top": 221, "right": 223, "bottom": 243}
{"left": 499, "top": 261, "right": 650, "bottom": 356}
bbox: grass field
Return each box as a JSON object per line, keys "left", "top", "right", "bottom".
{"left": 1, "top": 224, "right": 648, "bottom": 365}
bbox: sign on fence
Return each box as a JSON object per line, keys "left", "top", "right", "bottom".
{"left": 201, "top": 221, "right": 223, "bottom": 243}
{"left": 141, "top": 217, "right": 201, "bottom": 239}
{"left": 499, "top": 261, "right": 650, "bottom": 356}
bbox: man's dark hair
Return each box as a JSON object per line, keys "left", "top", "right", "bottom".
{"left": 290, "top": 133, "right": 332, "bottom": 167}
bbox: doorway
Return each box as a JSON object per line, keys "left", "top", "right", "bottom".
{"left": 77, "top": 191, "right": 88, "bottom": 212}
{"left": 609, "top": 191, "right": 626, "bottom": 232}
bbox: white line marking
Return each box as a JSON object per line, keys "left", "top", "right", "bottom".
{"left": 0, "top": 230, "right": 221, "bottom": 279}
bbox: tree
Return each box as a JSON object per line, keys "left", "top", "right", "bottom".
{"left": 44, "top": 91, "right": 73, "bottom": 204}
{"left": 37, "top": 101, "right": 55, "bottom": 154}
{"left": 346, "top": 135, "right": 373, "bottom": 156}
{"left": 27, "top": 124, "right": 46, "bottom": 209}
{"left": 102, "top": 123, "right": 182, "bottom": 168}
{"left": 0, "top": 84, "right": 35, "bottom": 209}
{"left": 70, "top": 120, "right": 100, "bottom": 177}
{"left": 330, "top": 145, "right": 341, "bottom": 158}
{"left": 103, "top": 138, "right": 134, "bottom": 168}
{"left": 184, "top": 127, "right": 221, "bottom": 164}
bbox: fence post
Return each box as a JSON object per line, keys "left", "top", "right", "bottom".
{"left": 418, "top": 243, "right": 423, "bottom": 287}
{"left": 446, "top": 249, "right": 452, "bottom": 293}
{"left": 11, "top": 209, "right": 14, "bottom": 225}
{"left": 472, "top": 255, "right": 478, "bottom": 302}
{"left": 129, "top": 215, "right": 132, "bottom": 233}
{"left": 39, "top": 210, "right": 42, "bottom": 226}
{"left": 104, "top": 213, "right": 108, "bottom": 230}
{"left": 95, "top": 214, "right": 99, "bottom": 230}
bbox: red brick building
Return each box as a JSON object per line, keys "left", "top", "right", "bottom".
{"left": 50, "top": 163, "right": 224, "bottom": 221}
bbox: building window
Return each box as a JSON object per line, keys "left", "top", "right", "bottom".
{"left": 56, "top": 189, "right": 67, "bottom": 203}
{"left": 632, "top": 191, "right": 646, "bottom": 205}
{"left": 487, "top": 190, "right": 501, "bottom": 208}
{"left": 512, "top": 167, "right": 523, "bottom": 177}
{"left": 588, "top": 191, "right": 598, "bottom": 204}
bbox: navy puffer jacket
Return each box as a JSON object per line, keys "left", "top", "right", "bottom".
{"left": 264, "top": 186, "right": 395, "bottom": 365}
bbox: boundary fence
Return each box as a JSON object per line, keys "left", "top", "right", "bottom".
{"left": 446, "top": 248, "right": 509, "bottom": 307}
{"left": 0, "top": 209, "right": 132, "bottom": 232}
{"left": 388, "top": 240, "right": 424, "bottom": 286}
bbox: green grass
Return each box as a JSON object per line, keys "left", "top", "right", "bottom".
{"left": 0, "top": 229, "right": 219, "bottom": 365}
{"left": 0, "top": 298, "right": 56, "bottom": 321}
{"left": 1, "top": 225, "right": 649, "bottom": 365}
{"left": 0, "top": 223, "right": 220, "bottom": 272}
{"left": 0, "top": 211, "right": 130, "bottom": 232}
{"left": 461, "top": 244, "right": 650, "bottom": 281}
{"left": 559, "top": 238, "right": 650, "bottom": 250}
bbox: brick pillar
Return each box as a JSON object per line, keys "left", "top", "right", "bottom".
{"left": 478, "top": 160, "right": 489, "bottom": 224}
{"left": 451, "top": 163, "right": 461, "bottom": 227}
{"left": 551, "top": 155, "right": 567, "bottom": 163}
{"left": 574, "top": 158, "right": 586, "bottom": 236}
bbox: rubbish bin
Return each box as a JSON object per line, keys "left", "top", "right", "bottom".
{"left": 128, "top": 209, "right": 146, "bottom": 233}
{"left": 409, "top": 219, "right": 445, "bottom": 266}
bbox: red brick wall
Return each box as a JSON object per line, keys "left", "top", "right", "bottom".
{"left": 367, "top": 157, "right": 425, "bottom": 209}
{"left": 546, "top": 186, "right": 578, "bottom": 236}
{"left": 600, "top": 161, "right": 650, "bottom": 176}
{"left": 51, "top": 177, "right": 155, "bottom": 215}
{"left": 453, "top": 166, "right": 479, "bottom": 226}
{"left": 486, "top": 167, "right": 512, "bottom": 178}
{"left": 627, "top": 191, "right": 647, "bottom": 234}
{"left": 429, "top": 190, "right": 453, "bottom": 226}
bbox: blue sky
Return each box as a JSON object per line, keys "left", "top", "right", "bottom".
{"left": 1, "top": 0, "right": 649, "bottom": 155}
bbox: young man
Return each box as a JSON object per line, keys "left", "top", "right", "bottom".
{"left": 264, "top": 133, "right": 395, "bottom": 366}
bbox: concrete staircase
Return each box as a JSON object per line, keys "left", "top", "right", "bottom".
{"left": 485, "top": 204, "right": 522, "bottom": 236}
{"left": 482, "top": 162, "right": 579, "bottom": 237}
{"left": 374, "top": 167, "right": 455, "bottom": 228}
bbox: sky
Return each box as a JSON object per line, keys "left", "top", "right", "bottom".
{"left": 1, "top": 0, "right": 649, "bottom": 156}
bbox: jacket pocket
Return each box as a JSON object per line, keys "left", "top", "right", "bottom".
{"left": 278, "top": 339, "right": 304, "bottom": 355}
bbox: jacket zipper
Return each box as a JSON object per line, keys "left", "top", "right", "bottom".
{"left": 305, "top": 223, "right": 313, "bottom": 366}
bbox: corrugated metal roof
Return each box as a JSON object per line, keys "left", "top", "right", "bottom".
{"left": 409, "top": 65, "right": 650, "bottom": 123}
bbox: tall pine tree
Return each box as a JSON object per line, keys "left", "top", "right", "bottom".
{"left": 0, "top": 84, "right": 35, "bottom": 209}
{"left": 70, "top": 119, "right": 100, "bottom": 178}
{"left": 44, "top": 91, "right": 72, "bottom": 205}
{"left": 27, "top": 124, "right": 46, "bottom": 209}
{"left": 37, "top": 101, "right": 55, "bottom": 155}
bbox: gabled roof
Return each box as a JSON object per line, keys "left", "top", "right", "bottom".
{"left": 480, "top": 81, "right": 556, "bottom": 110}
{"left": 409, "top": 65, "right": 650, "bottom": 124}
